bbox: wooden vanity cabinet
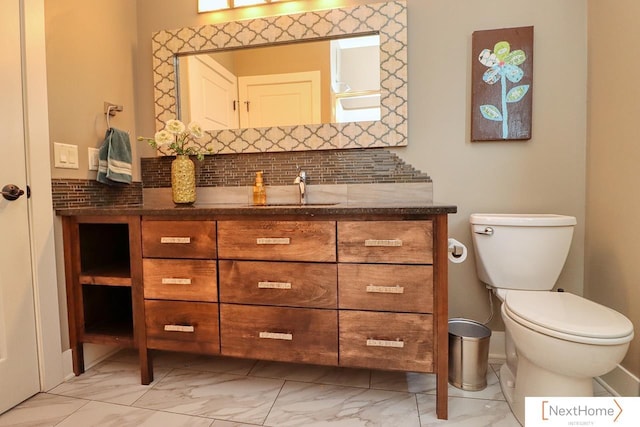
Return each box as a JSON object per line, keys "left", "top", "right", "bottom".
{"left": 336, "top": 221, "right": 436, "bottom": 372}
{"left": 217, "top": 220, "right": 339, "bottom": 365}
{"left": 62, "top": 211, "right": 450, "bottom": 420}
{"left": 141, "top": 219, "right": 219, "bottom": 355}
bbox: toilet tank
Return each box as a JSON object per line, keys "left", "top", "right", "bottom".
{"left": 470, "top": 214, "right": 576, "bottom": 291}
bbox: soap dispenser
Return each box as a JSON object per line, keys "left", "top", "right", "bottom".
{"left": 253, "top": 171, "right": 267, "bottom": 206}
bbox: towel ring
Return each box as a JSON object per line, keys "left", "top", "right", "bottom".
{"left": 104, "top": 102, "right": 123, "bottom": 130}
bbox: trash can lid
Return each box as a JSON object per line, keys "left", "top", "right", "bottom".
{"left": 448, "top": 318, "right": 491, "bottom": 339}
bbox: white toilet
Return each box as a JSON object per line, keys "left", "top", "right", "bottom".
{"left": 470, "top": 213, "right": 634, "bottom": 425}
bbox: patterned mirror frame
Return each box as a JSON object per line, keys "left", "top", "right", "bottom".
{"left": 151, "top": 0, "right": 407, "bottom": 155}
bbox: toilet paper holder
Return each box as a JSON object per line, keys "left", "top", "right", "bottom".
{"left": 447, "top": 238, "right": 468, "bottom": 263}
{"left": 448, "top": 242, "right": 465, "bottom": 258}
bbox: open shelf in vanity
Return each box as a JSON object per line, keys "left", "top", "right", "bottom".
{"left": 62, "top": 215, "right": 145, "bottom": 375}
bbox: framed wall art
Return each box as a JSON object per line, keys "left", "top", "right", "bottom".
{"left": 471, "top": 26, "right": 533, "bottom": 142}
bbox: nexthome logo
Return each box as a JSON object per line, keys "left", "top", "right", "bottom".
{"left": 525, "top": 397, "right": 639, "bottom": 427}
{"left": 541, "top": 399, "right": 622, "bottom": 421}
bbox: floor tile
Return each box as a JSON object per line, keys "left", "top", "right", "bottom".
{"left": 265, "top": 381, "right": 421, "bottom": 427}
{"left": 371, "top": 369, "right": 505, "bottom": 401}
{"left": 177, "top": 355, "right": 258, "bottom": 376}
{"left": 250, "top": 360, "right": 371, "bottom": 388}
{"left": 55, "top": 401, "right": 213, "bottom": 427}
{"left": 210, "top": 421, "right": 261, "bottom": 427}
{"left": 447, "top": 368, "right": 505, "bottom": 401}
{"left": 370, "top": 370, "right": 438, "bottom": 394}
{"left": 417, "top": 395, "right": 520, "bottom": 427}
{"left": 593, "top": 379, "right": 613, "bottom": 397}
{"left": 0, "top": 394, "right": 87, "bottom": 427}
{"left": 133, "top": 369, "right": 283, "bottom": 424}
{"left": 48, "top": 361, "right": 169, "bottom": 406}
{"left": 1, "top": 354, "right": 550, "bottom": 427}
{"left": 109, "top": 350, "right": 257, "bottom": 375}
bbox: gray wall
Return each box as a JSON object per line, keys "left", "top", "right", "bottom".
{"left": 47, "top": 0, "right": 598, "bottom": 373}
{"left": 587, "top": 0, "right": 640, "bottom": 380}
{"left": 396, "top": 0, "right": 587, "bottom": 333}
{"left": 133, "top": 1, "right": 587, "bottom": 332}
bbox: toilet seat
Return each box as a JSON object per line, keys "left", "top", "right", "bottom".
{"left": 504, "top": 291, "right": 634, "bottom": 345}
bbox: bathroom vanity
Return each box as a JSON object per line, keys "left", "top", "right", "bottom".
{"left": 59, "top": 202, "right": 455, "bottom": 419}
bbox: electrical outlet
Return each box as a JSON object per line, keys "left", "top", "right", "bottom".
{"left": 88, "top": 148, "right": 100, "bottom": 171}
{"left": 54, "top": 142, "right": 79, "bottom": 169}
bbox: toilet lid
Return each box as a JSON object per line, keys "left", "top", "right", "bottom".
{"left": 504, "top": 291, "right": 634, "bottom": 342}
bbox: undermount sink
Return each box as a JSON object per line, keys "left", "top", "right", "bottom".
{"left": 255, "top": 202, "right": 339, "bottom": 207}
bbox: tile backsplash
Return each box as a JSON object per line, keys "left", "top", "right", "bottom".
{"left": 51, "top": 179, "right": 142, "bottom": 210}
{"left": 53, "top": 149, "right": 431, "bottom": 209}
{"left": 141, "top": 149, "right": 431, "bottom": 188}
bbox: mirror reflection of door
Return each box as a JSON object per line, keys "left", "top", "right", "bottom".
{"left": 238, "top": 71, "right": 321, "bottom": 128}
{"left": 180, "top": 55, "right": 239, "bottom": 130}
{"left": 176, "top": 34, "right": 380, "bottom": 130}
{"left": 330, "top": 35, "right": 381, "bottom": 123}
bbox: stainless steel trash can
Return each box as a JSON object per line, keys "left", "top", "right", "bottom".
{"left": 448, "top": 318, "right": 491, "bottom": 391}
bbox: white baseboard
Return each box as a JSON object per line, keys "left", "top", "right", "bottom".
{"left": 62, "top": 349, "right": 74, "bottom": 381}
{"left": 61, "top": 345, "right": 122, "bottom": 381}
{"left": 597, "top": 364, "right": 640, "bottom": 397}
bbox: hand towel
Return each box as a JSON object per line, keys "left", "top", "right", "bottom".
{"left": 97, "top": 128, "right": 132, "bottom": 185}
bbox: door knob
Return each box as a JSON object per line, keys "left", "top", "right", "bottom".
{"left": 1, "top": 184, "right": 25, "bottom": 201}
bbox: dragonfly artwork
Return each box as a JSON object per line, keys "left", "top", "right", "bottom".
{"left": 471, "top": 26, "right": 533, "bottom": 141}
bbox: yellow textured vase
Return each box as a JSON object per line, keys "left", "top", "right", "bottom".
{"left": 171, "top": 155, "right": 196, "bottom": 204}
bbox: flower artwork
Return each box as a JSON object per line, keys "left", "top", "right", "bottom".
{"left": 138, "top": 119, "right": 211, "bottom": 160}
{"left": 471, "top": 26, "right": 533, "bottom": 141}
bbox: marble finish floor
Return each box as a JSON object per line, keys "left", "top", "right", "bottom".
{"left": 3, "top": 349, "right": 585, "bottom": 427}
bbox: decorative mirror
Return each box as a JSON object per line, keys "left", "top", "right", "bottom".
{"left": 152, "top": 0, "right": 407, "bottom": 155}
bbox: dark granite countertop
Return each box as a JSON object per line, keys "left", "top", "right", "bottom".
{"left": 56, "top": 201, "right": 457, "bottom": 218}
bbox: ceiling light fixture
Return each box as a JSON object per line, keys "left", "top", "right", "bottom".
{"left": 198, "top": 0, "right": 286, "bottom": 12}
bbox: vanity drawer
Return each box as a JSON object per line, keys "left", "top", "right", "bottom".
{"left": 337, "top": 221, "right": 433, "bottom": 264}
{"left": 142, "top": 220, "right": 216, "bottom": 259}
{"left": 219, "top": 260, "right": 337, "bottom": 308}
{"left": 220, "top": 304, "right": 338, "bottom": 365}
{"left": 143, "top": 259, "right": 217, "bottom": 302}
{"left": 339, "top": 311, "right": 433, "bottom": 372}
{"left": 145, "top": 300, "right": 219, "bottom": 354}
{"left": 338, "top": 264, "right": 433, "bottom": 313}
{"left": 217, "top": 221, "right": 336, "bottom": 262}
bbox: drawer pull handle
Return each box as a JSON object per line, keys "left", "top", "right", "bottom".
{"left": 364, "top": 239, "right": 403, "bottom": 247}
{"left": 257, "top": 237, "right": 291, "bottom": 245}
{"left": 160, "top": 237, "right": 191, "bottom": 244}
{"left": 161, "top": 278, "right": 192, "bottom": 285}
{"left": 366, "top": 285, "right": 405, "bottom": 294}
{"left": 164, "top": 324, "right": 195, "bottom": 333}
{"left": 366, "top": 338, "right": 405, "bottom": 348}
{"left": 259, "top": 331, "right": 293, "bottom": 341}
{"left": 258, "top": 281, "right": 292, "bottom": 290}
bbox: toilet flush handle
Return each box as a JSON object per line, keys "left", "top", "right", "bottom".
{"left": 474, "top": 226, "right": 494, "bottom": 236}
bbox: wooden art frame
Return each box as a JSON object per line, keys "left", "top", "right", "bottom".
{"left": 471, "top": 26, "right": 533, "bottom": 142}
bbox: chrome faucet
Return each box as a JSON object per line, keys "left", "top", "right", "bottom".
{"left": 294, "top": 169, "right": 307, "bottom": 205}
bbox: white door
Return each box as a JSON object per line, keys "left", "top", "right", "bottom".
{"left": 238, "top": 71, "right": 321, "bottom": 128}
{"left": 0, "top": 0, "right": 41, "bottom": 414}
{"left": 183, "top": 55, "right": 239, "bottom": 130}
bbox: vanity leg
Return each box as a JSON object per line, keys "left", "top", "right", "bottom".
{"left": 128, "top": 216, "right": 153, "bottom": 385}
{"left": 71, "top": 344, "right": 85, "bottom": 376}
{"left": 436, "top": 372, "right": 448, "bottom": 419}
{"left": 139, "top": 348, "right": 153, "bottom": 385}
{"left": 63, "top": 215, "right": 85, "bottom": 376}
{"left": 434, "top": 214, "right": 449, "bottom": 419}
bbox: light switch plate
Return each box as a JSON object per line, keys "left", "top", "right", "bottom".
{"left": 88, "top": 147, "right": 100, "bottom": 171}
{"left": 54, "top": 142, "right": 79, "bottom": 169}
